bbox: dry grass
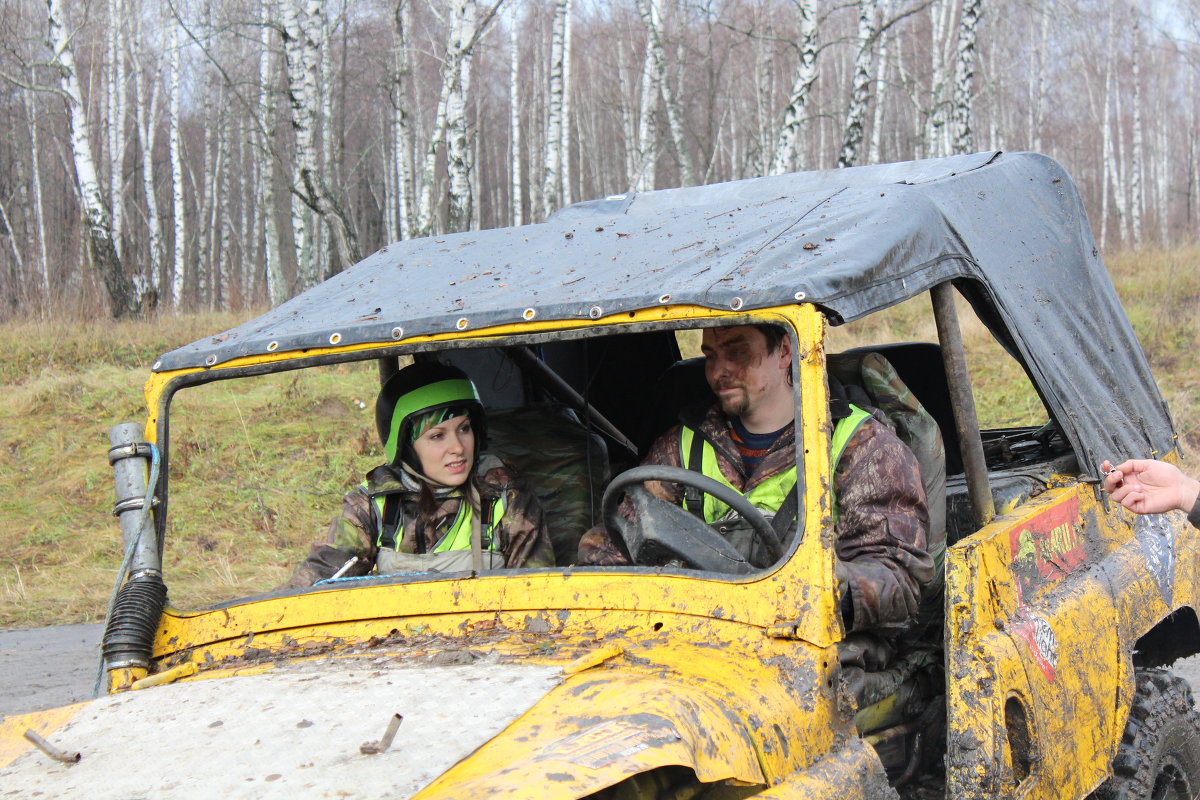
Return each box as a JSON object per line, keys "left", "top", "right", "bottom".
{"left": 2, "top": 247, "right": 1196, "bottom": 626}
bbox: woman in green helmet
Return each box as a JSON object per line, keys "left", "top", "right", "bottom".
{"left": 282, "top": 362, "right": 554, "bottom": 588}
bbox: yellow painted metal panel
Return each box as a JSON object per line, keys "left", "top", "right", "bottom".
{"left": 0, "top": 703, "right": 87, "bottom": 768}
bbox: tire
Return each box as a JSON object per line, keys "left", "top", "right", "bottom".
{"left": 1091, "top": 668, "right": 1200, "bottom": 800}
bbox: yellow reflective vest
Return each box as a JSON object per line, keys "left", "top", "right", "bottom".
{"left": 680, "top": 405, "right": 872, "bottom": 524}
{"left": 372, "top": 492, "right": 506, "bottom": 553}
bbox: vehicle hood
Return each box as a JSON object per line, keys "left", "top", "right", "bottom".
{"left": 2, "top": 650, "right": 772, "bottom": 799}
{"left": 1, "top": 657, "right": 561, "bottom": 798}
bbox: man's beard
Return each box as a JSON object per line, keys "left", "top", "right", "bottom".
{"left": 717, "top": 388, "right": 748, "bottom": 417}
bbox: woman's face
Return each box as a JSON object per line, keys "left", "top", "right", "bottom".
{"left": 411, "top": 414, "right": 475, "bottom": 486}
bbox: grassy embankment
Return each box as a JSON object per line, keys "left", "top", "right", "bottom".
{"left": 1, "top": 247, "right": 1197, "bottom": 627}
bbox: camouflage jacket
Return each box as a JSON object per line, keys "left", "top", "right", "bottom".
{"left": 577, "top": 405, "right": 933, "bottom": 634}
{"left": 283, "top": 455, "right": 554, "bottom": 588}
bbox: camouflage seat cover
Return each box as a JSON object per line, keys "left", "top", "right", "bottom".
{"left": 828, "top": 350, "right": 948, "bottom": 594}
{"left": 486, "top": 404, "right": 610, "bottom": 566}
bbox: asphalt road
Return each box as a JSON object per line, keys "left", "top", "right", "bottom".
{"left": 0, "top": 623, "right": 104, "bottom": 718}
{"left": 4, "top": 623, "right": 1200, "bottom": 721}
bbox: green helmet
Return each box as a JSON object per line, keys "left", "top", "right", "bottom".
{"left": 375, "top": 362, "right": 486, "bottom": 468}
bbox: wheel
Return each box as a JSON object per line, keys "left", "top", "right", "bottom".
{"left": 1091, "top": 668, "right": 1200, "bottom": 800}
{"left": 600, "top": 465, "right": 782, "bottom": 572}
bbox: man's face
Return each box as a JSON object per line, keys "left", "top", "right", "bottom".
{"left": 701, "top": 326, "right": 791, "bottom": 419}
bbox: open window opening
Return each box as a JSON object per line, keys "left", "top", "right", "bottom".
{"left": 160, "top": 317, "right": 809, "bottom": 608}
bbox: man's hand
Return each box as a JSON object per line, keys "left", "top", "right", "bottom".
{"left": 1101, "top": 459, "right": 1200, "bottom": 516}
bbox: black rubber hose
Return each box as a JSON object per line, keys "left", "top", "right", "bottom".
{"left": 101, "top": 574, "right": 167, "bottom": 670}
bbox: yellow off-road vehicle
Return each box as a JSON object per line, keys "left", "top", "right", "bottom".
{"left": 3, "top": 151, "right": 1196, "bottom": 799}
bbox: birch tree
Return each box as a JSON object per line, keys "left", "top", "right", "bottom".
{"left": 22, "top": 72, "right": 49, "bottom": 297}
{"left": 629, "top": 23, "right": 659, "bottom": 191}
{"left": 132, "top": 22, "right": 162, "bottom": 306}
{"left": 636, "top": 0, "right": 694, "bottom": 185}
{"left": 541, "top": 0, "right": 570, "bottom": 219}
{"left": 169, "top": 17, "right": 186, "bottom": 308}
{"left": 259, "top": 0, "right": 286, "bottom": 306}
{"left": 47, "top": 0, "right": 138, "bottom": 318}
{"left": 924, "top": 0, "right": 960, "bottom": 157}
{"left": 390, "top": 0, "right": 416, "bottom": 241}
{"left": 282, "top": 0, "right": 359, "bottom": 287}
{"left": 769, "top": 0, "right": 820, "bottom": 175}
{"left": 445, "top": 0, "right": 479, "bottom": 233}
{"left": 509, "top": 7, "right": 524, "bottom": 226}
{"left": 414, "top": 0, "right": 503, "bottom": 236}
{"left": 1130, "top": 9, "right": 1144, "bottom": 247}
{"left": 950, "top": 0, "right": 980, "bottom": 153}
{"left": 106, "top": 0, "right": 127, "bottom": 262}
{"left": 838, "top": 0, "right": 880, "bottom": 167}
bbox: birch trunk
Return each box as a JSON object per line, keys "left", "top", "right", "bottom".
{"left": 283, "top": 0, "right": 360, "bottom": 285}
{"left": 839, "top": 0, "right": 879, "bottom": 168}
{"left": 391, "top": 0, "right": 415, "bottom": 240}
{"left": 23, "top": 72, "right": 49, "bottom": 297}
{"left": 924, "top": 0, "right": 959, "bottom": 157}
{"left": 561, "top": 0, "right": 574, "bottom": 207}
{"left": 867, "top": 0, "right": 890, "bottom": 166}
{"left": 1029, "top": 3, "right": 1048, "bottom": 151}
{"left": 1112, "top": 67, "right": 1130, "bottom": 247}
{"left": 415, "top": 33, "right": 457, "bottom": 234}
{"left": 1130, "top": 11, "right": 1144, "bottom": 247}
{"left": 1100, "top": 53, "right": 1114, "bottom": 249}
{"left": 133, "top": 31, "right": 162, "bottom": 306}
{"left": 950, "top": 0, "right": 980, "bottom": 153}
{"left": 107, "top": 0, "right": 126, "bottom": 261}
{"left": 445, "top": 0, "right": 477, "bottom": 233}
{"left": 0, "top": 197, "right": 25, "bottom": 281}
{"left": 259, "top": 0, "right": 286, "bottom": 306}
{"left": 47, "top": 0, "right": 138, "bottom": 318}
{"left": 509, "top": 10, "right": 523, "bottom": 226}
{"left": 169, "top": 19, "right": 186, "bottom": 308}
{"left": 542, "top": 0, "right": 568, "bottom": 219}
{"left": 636, "top": 0, "right": 693, "bottom": 185}
{"left": 630, "top": 22, "right": 659, "bottom": 192}
{"left": 769, "top": 0, "right": 819, "bottom": 175}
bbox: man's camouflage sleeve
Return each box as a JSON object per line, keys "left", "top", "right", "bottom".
{"left": 834, "top": 417, "right": 934, "bottom": 634}
{"left": 576, "top": 426, "right": 686, "bottom": 566}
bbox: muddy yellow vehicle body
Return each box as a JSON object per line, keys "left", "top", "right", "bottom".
{"left": 3, "top": 151, "right": 1197, "bottom": 799}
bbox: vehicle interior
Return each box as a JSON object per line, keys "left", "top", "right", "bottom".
{"left": 164, "top": 302, "right": 1073, "bottom": 585}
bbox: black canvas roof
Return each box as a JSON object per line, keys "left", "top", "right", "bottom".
{"left": 157, "top": 150, "right": 1176, "bottom": 469}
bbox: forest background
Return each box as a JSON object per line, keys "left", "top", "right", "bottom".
{"left": 0, "top": 0, "right": 1198, "bottom": 624}
{"left": 0, "top": 0, "right": 1197, "bottom": 314}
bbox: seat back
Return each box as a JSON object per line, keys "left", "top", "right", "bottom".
{"left": 828, "top": 348, "right": 948, "bottom": 591}
{"left": 487, "top": 404, "right": 609, "bottom": 566}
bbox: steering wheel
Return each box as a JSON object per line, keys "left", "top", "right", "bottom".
{"left": 601, "top": 465, "right": 783, "bottom": 573}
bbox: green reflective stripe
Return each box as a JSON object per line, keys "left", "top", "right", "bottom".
{"left": 384, "top": 378, "right": 480, "bottom": 463}
{"left": 432, "top": 496, "right": 506, "bottom": 553}
{"left": 829, "top": 404, "right": 872, "bottom": 524}
{"left": 679, "top": 426, "right": 798, "bottom": 524}
{"left": 372, "top": 491, "right": 505, "bottom": 553}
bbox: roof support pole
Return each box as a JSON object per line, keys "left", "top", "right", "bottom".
{"left": 930, "top": 282, "right": 995, "bottom": 529}
{"left": 378, "top": 356, "right": 400, "bottom": 387}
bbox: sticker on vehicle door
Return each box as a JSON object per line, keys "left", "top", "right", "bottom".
{"left": 1135, "top": 513, "right": 1175, "bottom": 606}
{"left": 1009, "top": 497, "right": 1085, "bottom": 603}
{"left": 1010, "top": 610, "right": 1059, "bottom": 682}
